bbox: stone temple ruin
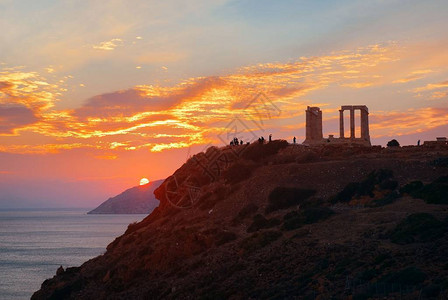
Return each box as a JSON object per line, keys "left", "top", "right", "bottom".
{"left": 303, "top": 105, "right": 371, "bottom": 146}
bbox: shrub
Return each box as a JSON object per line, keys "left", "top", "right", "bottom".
{"left": 240, "top": 230, "right": 282, "bottom": 253}
{"left": 282, "top": 211, "right": 304, "bottom": 231}
{"left": 421, "top": 176, "right": 448, "bottom": 204}
{"left": 379, "top": 179, "right": 398, "bottom": 190}
{"left": 389, "top": 213, "right": 446, "bottom": 244}
{"left": 401, "top": 176, "right": 448, "bottom": 204}
{"left": 266, "top": 187, "right": 316, "bottom": 213}
{"left": 247, "top": 214, "right": 281, "bottom": 232}
{"left": 422, "top": 284, "right": 442, "bottom": 297}
{"left": 379, "top": 266, "right": 426, "bottom": 285}
{"left": 331, "top": 169, "right": 394, "bottom": 203}
{"left": 331, "top": 182, "right": 360, "bottom": 203}
{"left": 399, "top": 181, "right": 424, "bottom": 196}
{"left": 357, "top": 269, "right": 378, "bottom": 281}
{"left": 368, "top": 191, "right": 400, "bottom": 207}
{"left": 375, "top": 169, "right": 394, "bottom": 182}
{"left": 387, "top": 139, "right": 400, "bottom": 147}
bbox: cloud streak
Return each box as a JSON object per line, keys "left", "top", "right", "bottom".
{"left": 92, "top": 38, "right": 124, "bottom": 51}
{"left": 1, "top": 42, "right": 448, "bottom": 155}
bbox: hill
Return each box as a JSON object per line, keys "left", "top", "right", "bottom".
{"left": 87, "top": 179, "right": 163, "bottom": 214}
{"left": 32, "top": 142, "right": 448, "bottom": 299}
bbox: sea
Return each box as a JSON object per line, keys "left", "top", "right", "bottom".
{"left": 0, "top": 209, "right": 146, "bottom": 300}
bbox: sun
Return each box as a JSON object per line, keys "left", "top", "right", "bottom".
{"left": 139, "top": 178, "right": 150, "bottom": 185}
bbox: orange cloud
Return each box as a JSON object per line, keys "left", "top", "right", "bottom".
{"left": 2, "top": 42, "right": 448, "bottom": 155}
{"left": 0, "top": 68, "right": 61, "bottom": 135}
{"left": 94, "top": 153, "right": 118, "bottom": 160}
{"left": 413, "top": 80, "right": 448, "bottom": 93}
{"left": 393, "top": 69, "right": 433, "bottom": 83}
{"left": 431, "top": 91, "right": 448, "bottom": 99}
{"left": 370, "top": 107, "right": 448, "bottom": 137}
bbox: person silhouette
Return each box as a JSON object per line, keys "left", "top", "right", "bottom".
{"left": 293, "top": 136, "right": 296, "bottom": 144}
{"left": 269, "top": 134, "right": 272, "bottom": 142}
{"left": 417, "top": 140, "right": 420, "bottom": 146}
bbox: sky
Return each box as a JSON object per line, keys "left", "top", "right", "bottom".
{"left": 1, "top": 0, "right": 448, "bottom": 208}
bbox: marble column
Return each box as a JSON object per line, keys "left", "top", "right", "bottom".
{"left": 360, "top": 108, "right": 370, "bottom": 140}
{"left": 350, "top": 108, "right": 355, "bottom": 138}
{"left": 339, "top": 110, "right": 344, "bottom": 138}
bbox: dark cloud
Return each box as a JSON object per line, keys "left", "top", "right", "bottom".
{"left": 0, "top": 104, "right": 38, "bottom": 134}
{"left": 0, "top": 81, "right": 14, "bottom": 91}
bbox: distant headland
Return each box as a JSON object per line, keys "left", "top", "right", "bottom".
{"left": 87, "top": 179, "right": 163, "bottom": 214}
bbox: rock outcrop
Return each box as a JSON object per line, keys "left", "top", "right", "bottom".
{"left": 88, "top": 179, "right": 163, "bottom": 214}
{"left": 33, "top": 142, "right": 448, "bottom": 299}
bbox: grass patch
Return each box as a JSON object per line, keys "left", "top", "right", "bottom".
{"left": 420, "top": 176, "right": 448, "bottom": 204}
{"left": 400, "top": 176, "right": 448, "bottom": 204}
{"left": 399, "top": 181, "right": 424, "bottom": 196}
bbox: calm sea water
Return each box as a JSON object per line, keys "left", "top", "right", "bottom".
{"left": 0, "top": 209, "right": 146, "bottom": 300}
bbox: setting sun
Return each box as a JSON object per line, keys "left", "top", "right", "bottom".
{"left": 139, "top": 178, "right": 150, "bottom": 185}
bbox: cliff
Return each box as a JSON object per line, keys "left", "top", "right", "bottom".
{"left": 33, "top": 141, "right": 448, "bottom": 299}
{"left": 87, "top": 179, "right": 163, "bottom": 214}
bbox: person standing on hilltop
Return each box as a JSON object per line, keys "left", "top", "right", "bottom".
{"left": 269, "top": 134, "right": 272, "bottom": 142}
{"left": 293, "top": 136, "right": 296, "bottom": 144}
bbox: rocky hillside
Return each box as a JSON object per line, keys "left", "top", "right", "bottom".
{"left": 88, "top": 180, "right": 163, "bottom": 214}
{"left": 33, "top": 141, "right": 448, "bottom": 299}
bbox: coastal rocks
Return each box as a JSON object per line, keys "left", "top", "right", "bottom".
{"left": 56, "top": 266, "right": 64, "bottom": 276}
